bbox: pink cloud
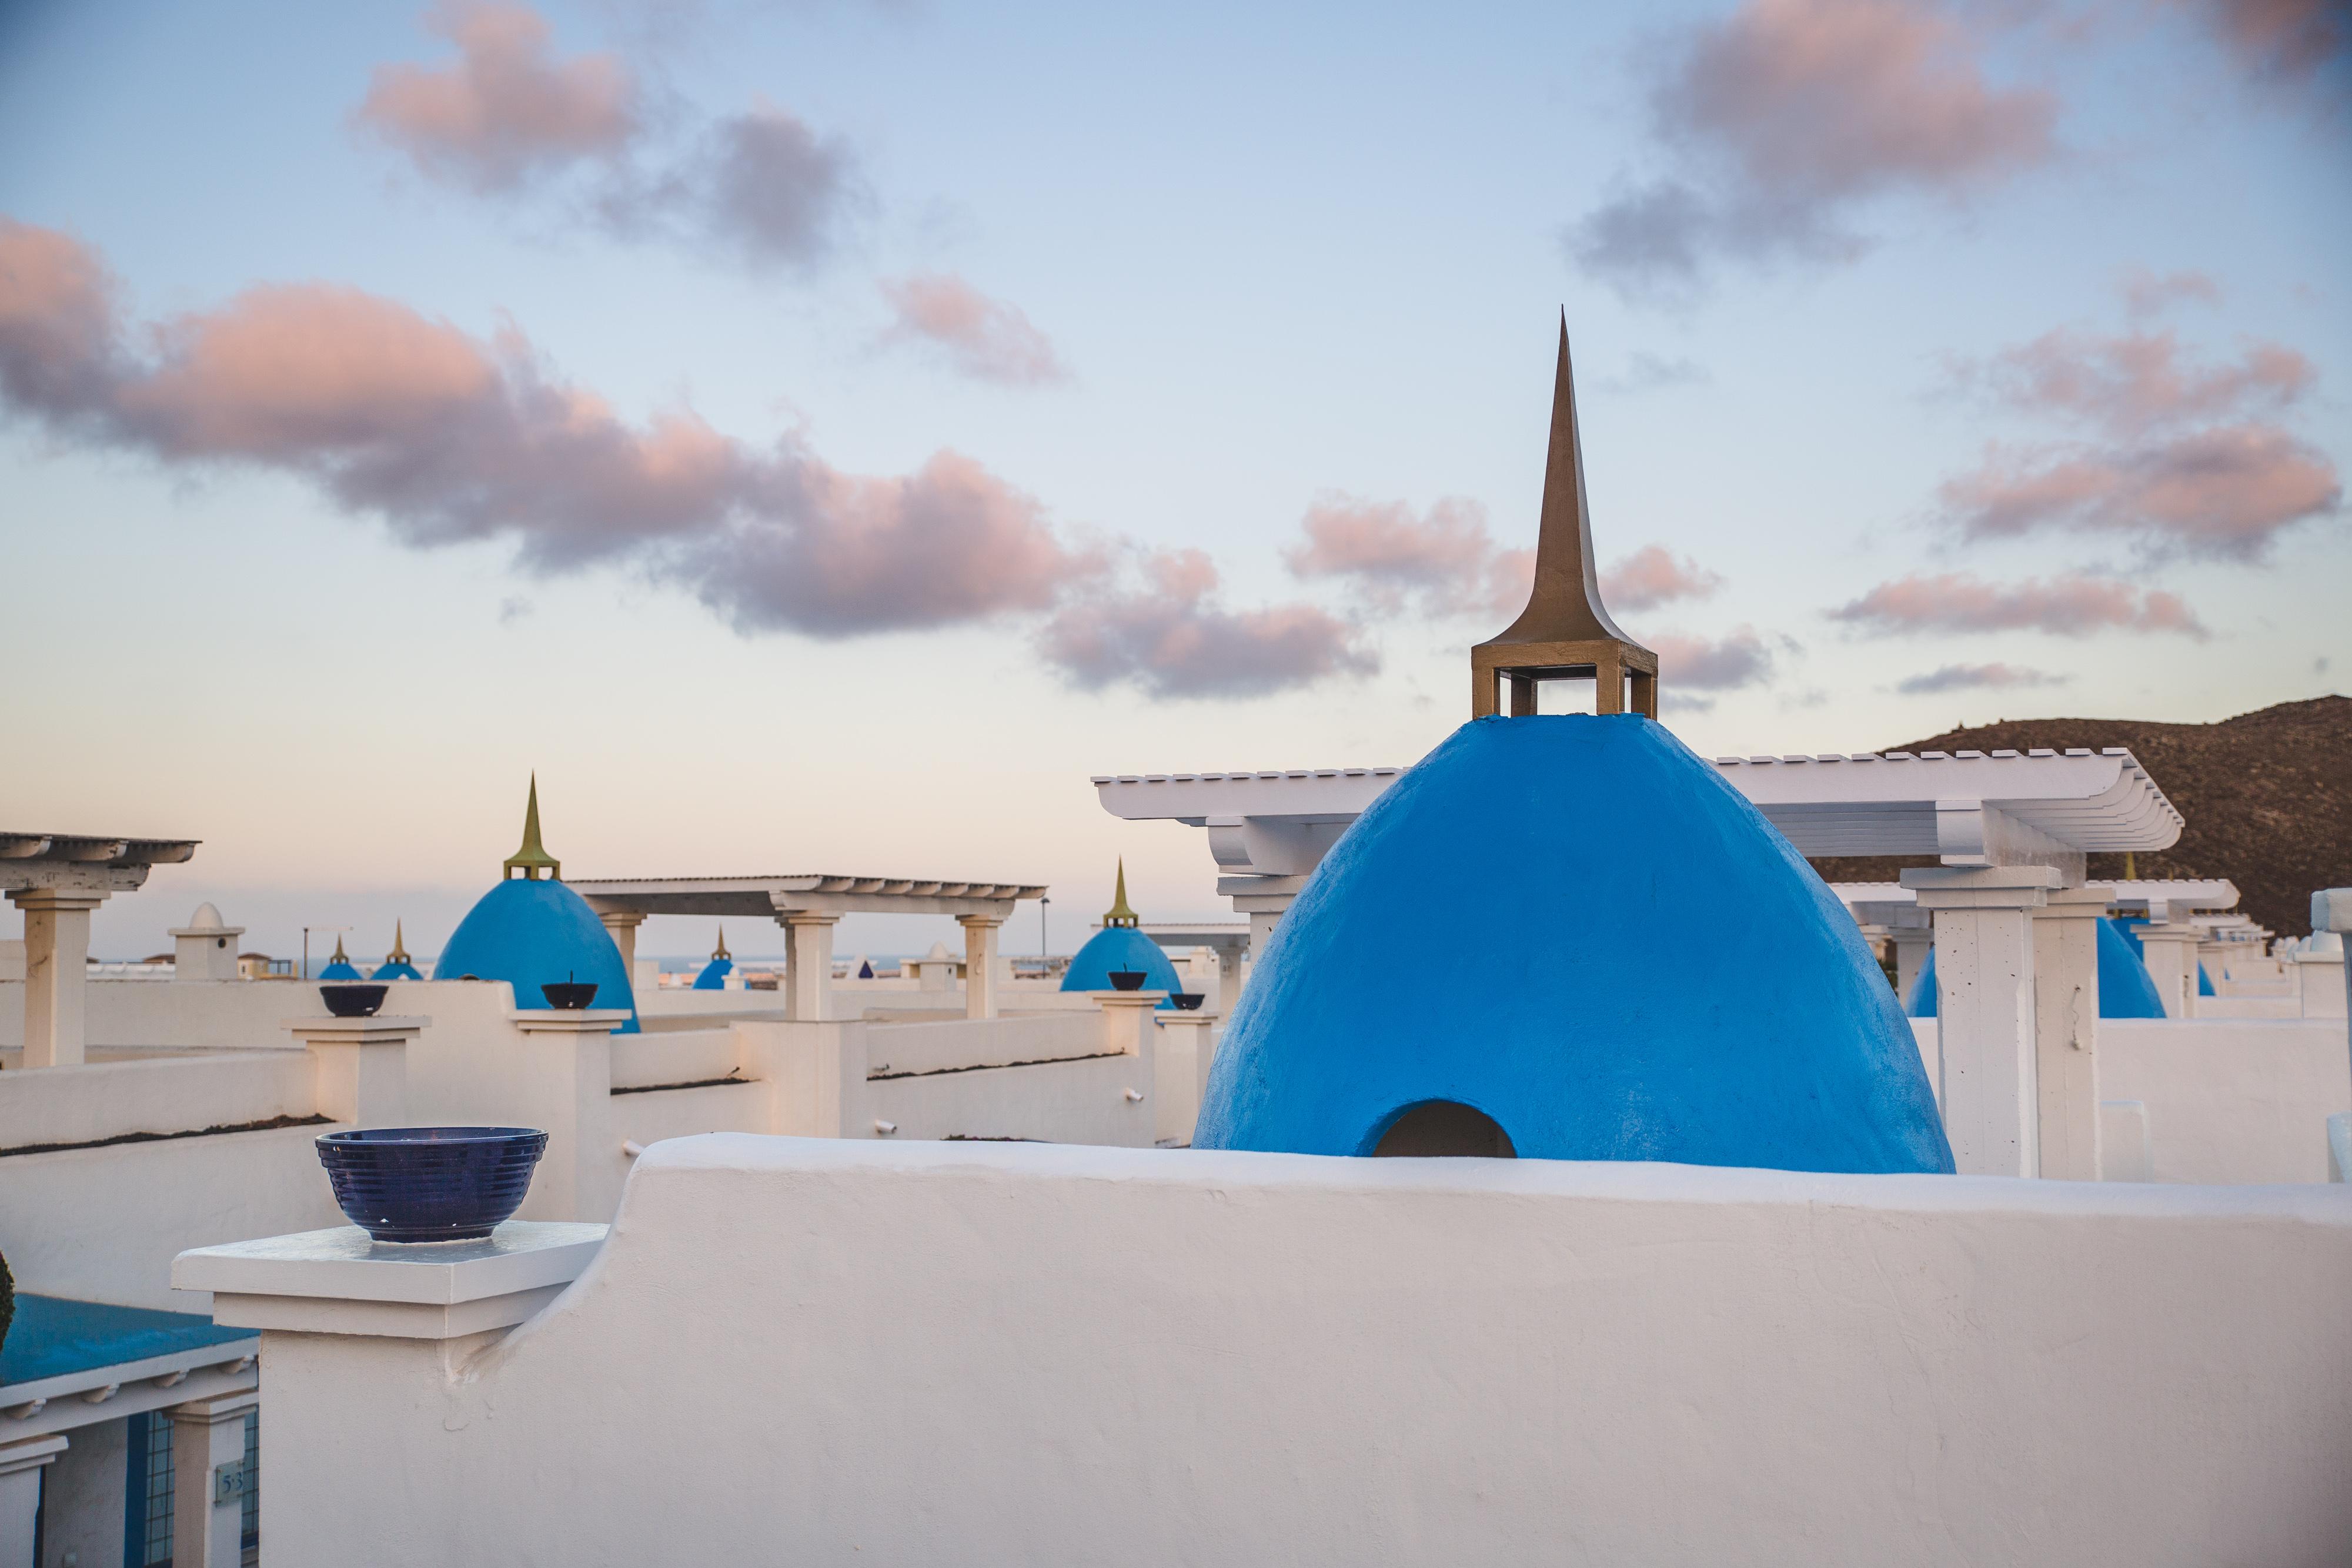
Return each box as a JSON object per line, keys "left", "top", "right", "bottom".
{"left": 879, "top": 273, "right": 1065, "bottom": 386}
{"left": 1569, "top": 0, "right": 2057, "bottom": 297}
{"left": 1966, "top": 327, "right": 2315, "bottom": 436}
{"left": 1041, "top": 549, "right": 1377, "bottom": 698}
{"left": 1827, "top": 571, "right": 2211, "bottom": 638}
{"left": 357, "top": 3, "right": 637, "bottom": 192}
{"left": 2120, "top": 268, "right": 2223, "bottom": 318}
{"left": 2164, "top": 0, "right": 2350, "bottom": 85}
{"left": 1896, "top": 661, "right": 2067, "bottom": 695}
{"left": 1598, "top": 545, "right": 1725, "bottom": 611}
{"left": 1649, "top": 626, "right": 1778, "bottom": 690}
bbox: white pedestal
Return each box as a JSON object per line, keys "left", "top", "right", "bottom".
{"left": 2136, "top": 921, "right": 2201, "bottom": 1019}
{"left": 1905, "top": 867, "right": 2060, "bottom": 1178}
{"left": 287, "top": 1015, "right": 423, "bottom": 1126}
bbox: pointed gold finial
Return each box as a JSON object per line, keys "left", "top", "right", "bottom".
{"left": 503, "top": 774, "right": 562, "bottom": 881}
{"left": 1471, "top": 314, "right": 1658, "bottom": 719}
{"left": 1104, "top": 858, "right": 1139, "bottom": 928}
{"left": 330, "top": 934, "right": 350, "bottom": 964}
{"left": 713, "top": 925, "right": 730, "bottom": 961}
{"left": 386, "top": 920, "right": 410, "bottom": 964}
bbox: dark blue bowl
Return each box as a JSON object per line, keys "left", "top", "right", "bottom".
{"left": 316, "top": 1126, "right": 549, "bottom": 1243}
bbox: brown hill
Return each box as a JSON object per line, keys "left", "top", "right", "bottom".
{"left": 1806, "top": 696, "right": 2351, "bottom": 940}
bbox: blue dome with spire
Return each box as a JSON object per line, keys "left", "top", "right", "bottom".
{"left": 1195, "top": 717, "right": 1953, "bottom": 1173}
{"left": 370, "top": 921, "right": 423, "bottom": 982}
{"left": 1905, "top": 916, "right": 2166, "bottom": 1020}
{"left": 432, "top": 778, "right": 638, "bottom": 1031}
{"left": 694, "top": 928, "right": 734, "bottom": 990}
{"left": 1060, "top": 860, "right": 1183, "bottom": 1005}
{"left": 316, "top": 941, "right": 362, "bottom": 982}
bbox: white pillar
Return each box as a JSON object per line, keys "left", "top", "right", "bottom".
{"left": 289, "top": 1014, "right": 420, "bottom": 1125}
{"left": 1094, "top": 991, "right": 1162, "bottom": 1058}
{"left": 597, "top": 911, "right": 644, "bottom": 992}
{"left": 0, "top": 1435, "right": 66, "bottom": 1568}
{"left": 779, "top": 915, "right": 838, "bottom": 1022}
{"left": 2316, "top": 892, "right": 2352, "bottom": 1034}
{"left": 2295, "top": 937, "right": 2347, "bottom": 1019}
{"left": 1890, "top": 925, "right": 1932, "bottom": 1001}
{"left": 958, "top": 916, "right": 1002, "bottom": 1020}
{"left": 2136, "top": 915, "right": 2201, "bottom": 1019}
{"left": 1215, "top": 946, "right": 1243, "bottom": 1014}
{"left": 2032, "top": 887, "right": 2107, "bottom": 1181}
{"left": 512, "top": 1011, "right": 627, "bottom": 1221}
{"left": 7, "top": 890, "right": 103, "bottom": 1068}
{"left": 166, "top": 1391, "right": 256, "bottom": 1568}
{"left": 1905, "top": 867, "right": 2058, "bottom": 1178}
{"left": 1155, "top": 1012, "right": 1217, "bottom": 1146}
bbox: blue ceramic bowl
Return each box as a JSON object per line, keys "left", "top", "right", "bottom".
{"left": 316, "top": 1126, "right": 549, "bottom": 1243}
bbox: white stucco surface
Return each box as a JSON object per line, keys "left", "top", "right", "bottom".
{"left": 243, "top": 1136, "right": 2352, "bottom": 1567}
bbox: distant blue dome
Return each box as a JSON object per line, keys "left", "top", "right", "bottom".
{"left": 1196, "top": 717, "right": 1952, "bottom": 1174}
{"left": 434, "top": 878, "right": 639, "bottom": 1032}
{"left": 317, "top": 959, "right": 362, "bottom": 981}
{"left": 371, "top": 959, "right": 423, "bottom": 981}
{"left": 693, "top": 956, "right": 734, "bottom": 990}
{"left": 1061, "top": 926, "right": 1182, "bottom": 1007}
{"left": 1907, "top": 917, "right": 2166, "bottom": 1020}
{"left": 2197, "top": 961, "right": 2216, "bottom": 997}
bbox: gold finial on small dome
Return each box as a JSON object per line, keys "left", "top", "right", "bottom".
{"left": 330, "top": 935, "right": 350, "bottom": 964}
{"left": 504, "top": 774, "right": 562, "bottom": 881}
{"left": 712, "top": 925, "right": 730, "bottom": 961}
{"left": 1103, "top": 859, "right": 1140, "bottom": 928}
{"left": 1470, "top": 315, "right": 1658, "bottom": 719}
{"left": 386, "top": 921, "right": 410, "bottom": 965}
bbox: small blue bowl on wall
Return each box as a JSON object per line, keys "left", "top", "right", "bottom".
{"left": 316, "top": 1126, "right": 549, "bottom": 1243}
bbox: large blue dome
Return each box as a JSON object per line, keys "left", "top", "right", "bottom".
{"left": 435, "top": 878, "right": 639, "bottom": 1031}
{"left": 1061, "top": 925, "right": 1182, "bottom": 1004}
{"left": 1906, "top": 917, "right": 2166, "bottom": 1020}
{"left": 1194, "top": 716, "right": 1952, "bottom": 1173}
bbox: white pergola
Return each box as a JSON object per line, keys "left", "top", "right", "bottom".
{"left": 3, "top": 831, "right": 198, "bottom": 1068}
{"left": 573, "top": 875, "right": 1047, "bottom": 1021}
{"left": 1097, "top": 742, "right": 2194, "bottom": 1181}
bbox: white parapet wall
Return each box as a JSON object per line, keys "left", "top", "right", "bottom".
{"left": 213, "top": 1136, "right": 2352, "bottom": 1566}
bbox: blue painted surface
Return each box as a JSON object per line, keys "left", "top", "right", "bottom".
{"left": 316, "top": 958, "right": 361, "bottom": 980}
{"left": 0, "top": 1294, "right": 250, "bottom": 1389}
{"left": 1906, "top": 918, "right": 2167, "bottom": 1019}
{"left": 371, "top": 958, "right": 423, "bottom": 981}
{"left": 1060, "top": 925, "right": 1182, "bottom": 1007}
{"left": 693, "top": 956, "right": 734, "bottom": 990}
{"left": 1195, "top": 716, "right": 1953, "bottom": 1173}
{"left": 433, "top": 877, "right": 639, "bottom": 1031}
{"left": 2198, "top": 961, "right": 2216, "bottom": 997}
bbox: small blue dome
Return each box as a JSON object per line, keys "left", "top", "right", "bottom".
{"left": 434, "top": 878, "right": 639, "bottom": 1031}
{"left": 1060, "top": 926, "right": 1182, "bottom": 1005}
{"left": 1907, "top": 917, "right": 2166, "bottom": 1020}
{"left": 317, "top": 959, "right": 362, "bottom": 981}
{"left": 2197, "top": 961, "right": 2216, "bottom": 997}
{"left": 371, "top": 959, "right": 423, "bottom": 981}
{"left": 693, "top": 956, "right": 734, "bottom": 990}
{"left": 1196, "top": 716, "right": 1952, "bottom": 1174}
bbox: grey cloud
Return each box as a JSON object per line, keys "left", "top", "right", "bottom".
{"left": 1042, "top": 550, "right": 1377, "bottom": 698}
{"left": 1896, "top": 661, "right": 2067, "bottom": 694}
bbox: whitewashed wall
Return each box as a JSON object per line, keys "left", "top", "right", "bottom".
{"left": 252, "top": 1138, "right": 2352, "bottom": 1566}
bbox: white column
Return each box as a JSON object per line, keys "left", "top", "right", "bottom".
{"left": 1155, "top": 1012, "right": 1217, "bottom": 1146}
{"left": 0, "top": 1435, "right": 66, "bottom": 1568}
{"left": 1094, "top": 991, "right": 1162, "bottom": 1057}
{"left": 779, "top": 915, "right": 837, "bottom": 1022}
{"left": 1905, "top": 867, "right": 2058, "bottom": 1178}
{"left": 7, "top": 890, "right": 103, "bottom": 1068}
{"left": 289, "top": 1015, "right": 420, "bottom": 1126}
{"left": 166, "top": 1391, "right": 257, "bottom": 1568}
{"left": 2136, "top": 914, "right": 2201, "bottom": 1019}
{"left": 958, "top": 917, "right": 1002, "bottom": 1020}
{"left": 1215, "top": 946, "right": 1243, "bottom": 1014}
{"left": 2032, "top": 887, "right": 2107, "bottom": 1181}
{"left": 2295, "top": 938, "right": 2347, "bottom": 1019}
{"left": 512, "top": 1011, "right": 627, "bottom": 1221}
{"left": 597, "top": 911, "right": 644, "bottom": 993}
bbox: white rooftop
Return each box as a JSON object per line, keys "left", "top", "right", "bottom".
{"left": 576, "top": 875, "right": 1047, "bottom": 920}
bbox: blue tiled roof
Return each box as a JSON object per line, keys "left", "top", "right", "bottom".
{"left": 0, "top": 1294, "right": 251, "bottom": 1389}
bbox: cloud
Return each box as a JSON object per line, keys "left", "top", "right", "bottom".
{"left": 1826, "top": 571, "right": 2210, "bottom": 638}
{"left": 356, "top": 2, "right": 638, "bottom": 192}
{"left": 1040, "top": 550, "right": 1377, "bottom": 698}
{"left": 360, "top": 9, "right": 858, "bottom": 270}
{"left": 1599, "top": 351, "right": 1711, "bottom": 393}
{"left": 2162, "top": 0, "right": 2350, "bottom": 86}
{"left": 0, "top": 217, "right": 1091, "bottom": 638}
{"left": 1598, "top": 545, "right": 1725, "bottom": 611}
{"left": 1284, "top": 499, "right": 1722, "bottom": 627}
{"left": 879, "top": 273, "right": 1066, "bottom": 386}
{"left": 498, "top": 595, "right": 535, "bottom": 624}
{"left": 1651, "top": 626, "right": 1779, "bottom": 691}
{"left": 1937, "top": 321, "right": 2340, "bottom": 559}
{"left": 1896, "top": 661, "right": 2068, "bottom": 694}
{"left": 1568, "top": 0, "right": 2057, "bottom": 301}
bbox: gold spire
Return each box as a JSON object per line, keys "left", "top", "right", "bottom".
{"left": 503, "top": 774, "right": 562, "bottom": 881}
{"left": 712, "top": 925, "right": 730, "bottom": 961}
{"left": 330, "top": 935, "right": 349, "bottom": 964}
{"left": 1103, "top": 858, "right": 1139, "bottom": 928}
{"left": 1470, "top": 314, "right": 1658, "bottom": 719}
{"left": 386, "top": 921, "right": 410, "bottom": 965}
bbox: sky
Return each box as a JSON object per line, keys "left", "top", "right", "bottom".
{"left": 1, "top": 0, "right": 2346, "bottom": 961}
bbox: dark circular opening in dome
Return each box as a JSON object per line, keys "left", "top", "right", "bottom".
{"left": 1370, "top": 1101, "right": 1517, "bottom": 1159}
